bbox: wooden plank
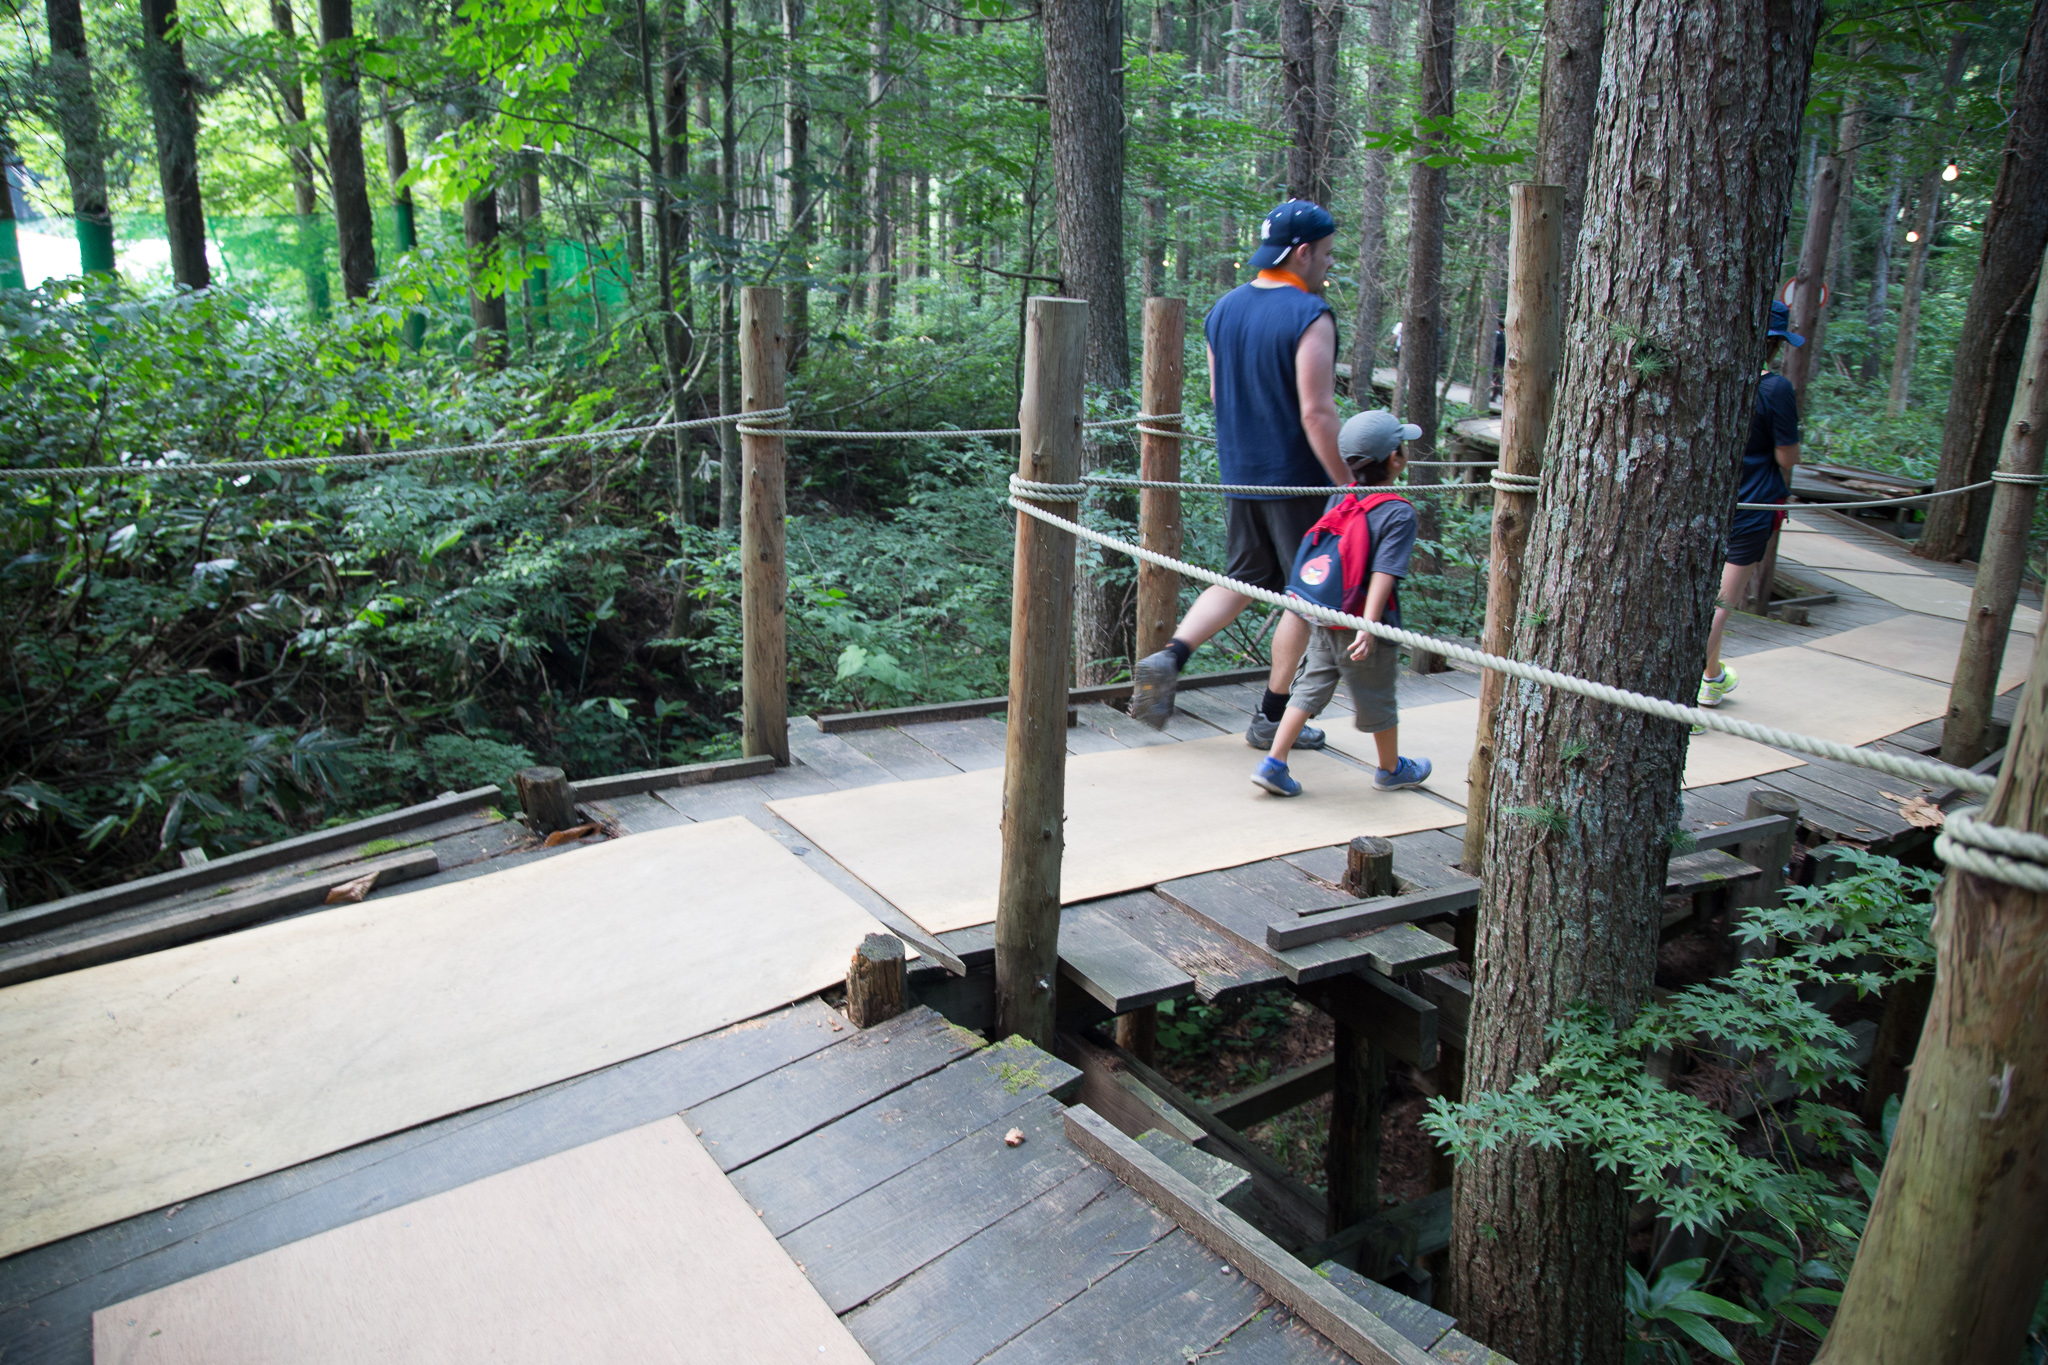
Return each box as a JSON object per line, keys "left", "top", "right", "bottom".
{"left": 1203, "top": 1305, "right": 1358, "bottom": 1364}
{"left": 1057, "top": 1031, "right": 1208, "bottom": 1146}
{"left": 1138, "top": 1131, "right": 1258, "bottom": 1214}
{"left": 685, "top": 1006, "right": 978, "bottom": 1172}
{"left": 1758, "top": 768, "right": 1912, "bottom": 841}
{"left": 1210, "top": 1055, "right": 1337, "bottom": 1130}
{"left": 1062, "top": 1107, "right": 1442, "bottom": 1365}
{"left": 976, "top": 1227, "right": 1268, "bottom": 1365}
{"left": 1078, "top": 892, "right": 1286, "bottom": 1003}
{"left": 576, "top": 791, "right": 695, "bottom": 835}
{"left": 897, "top": 718, "right": 1008, "bottom": 771}
{"left": 0, "top": 998, "right": 855, "bottom": 1362}
{"left": 1069, "top": 1033, "right": 1330, "bottom": 1251}
{"left": 0, "top": 847, "right": 440, "bottom": 990}
{"left": 1293, "top": 972, "right": 1438, "bottom": 1069}
{"left": 0, "top": 786, "right": 500, "bottom": 943}
{"left": 1430, "top": 1328, "right": 1519, "bottom": 1363}
{"left": 1174, "top": 686, "right": 1259, "bottom": 733}
{"left": 1319, "top": 1261, "right": 1457, "bottom": 1352}
{"left": 1058, "top": 906, "right": 1198, "bottom": 1012}
{"left": 1274, "top": 923, "right": 1461, "bottom": 984}
{"left": 840, "top": 1167, "right": 1176, "bottom": 1365}
{"left": 1065, "top": 721, "right": 1129, "bottom": 756}
{"left": 1075, "top": 701, "right": 1180, "bottom": 747}
{"left": 1267, "top": 881, "right": 1480, "bottom": 952}
{"left": 1296, "top": 1189, "right": 1455, "bottom": 1282}
{"left": 1411, "top": 968, "right": 1471, "bottom": 1051}
{"left": 817, "top": 669, "right": 1272, "bottom": 733}
{"left": 787, "top": 717, "right": 902, "bottom": 789}
{"left": 1663, "top": 849, "right": 1762, "bottom": 897}
{"left": 564, "top": 755, "right": 776, "bottom": 801}
{"left": 732, "top": 1039, "right": 1080, "bottom": 1235}
{"left": 1689, "top": 811, "right": 1795, "bottom": 853}
{"left": 778, "top": 1095, "right": 1094, "bottom": 1313}
{"left": 90, "top": 1118, "right": 873, "bottom": 1365}
{"left": 839, "top": 725, "right": 965, "bottom": 780}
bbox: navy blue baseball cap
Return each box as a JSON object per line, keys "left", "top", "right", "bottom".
{"left": 1248, "top": 199, "right": 1336, "bottom": 270}
{"left": 1767, "top": 299, "right": 1806, "bottom": 347}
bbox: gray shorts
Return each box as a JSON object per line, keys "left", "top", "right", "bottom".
{"left": 1289, "top": 626, "right": 1400, "bottom": 733}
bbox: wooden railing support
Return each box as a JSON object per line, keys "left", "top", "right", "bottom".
{"left": 1136, "top": 297, "right": 1187, "bottom": 659}
{"left": 995, "top": 296, "right": 1088, "bottom": 1050}
{"left": 1942, "top": 241, "right": 2048, "bottom": 767}
{"left": 1463, "top": 183, "right": 1564, "bottom": 873}
{"left": 739, "top": 285, "right": 789, "bottom": 765}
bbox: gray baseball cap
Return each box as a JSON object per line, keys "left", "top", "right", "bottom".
{"left": 1340, "top": 409, "right": 1423, "bottom": 465}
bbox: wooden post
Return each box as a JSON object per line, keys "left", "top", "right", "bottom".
{"left": 514, "top": 765, "right": 578, "bottom": 835}
{"left": 1942, "top": 240, "right": 2048, "bottom": 767}
{"left": 1325, "top": 1021, "right": 1387, "bottom": 1235}
{"left": 1136, "top": 297, "right": 1187, "bottom": 659}
{"left": 1815, "top": 627, "right": 2048, "bottom": 1363}
{"left": 739, "top": 286, "right": 790, "bottom": 765}
{"left": 1114, "top": 1006, "right": 1158, "bottom": 1064}
{"left": 1733, "top": 790, "right": 1799, "bottom": 913}
{"left": 1463, "top": 184, "right": 1564, "bottom": 873}
{"left": 1343, "top": 836, "right": 1396, "bottom": 899}
{"left": 846, "top": 932, "right": 906, "bottom": 1027}
{"left": 995, "top": 296, "right": 1088, "bottom": 1050}
{"left": 1782, "top": 155, "right": 1843, "bottom": 405}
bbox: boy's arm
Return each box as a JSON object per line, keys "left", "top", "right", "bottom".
{"left": 1348, "top": 572, "right": 1400, "bottom": 660}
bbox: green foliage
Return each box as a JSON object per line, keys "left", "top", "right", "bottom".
{"left": 1625, "top": 1258, "right": 1763, "bottom": 1364}
{"left": 1424, "top": 850, "right": 1939, "bottom": 1350}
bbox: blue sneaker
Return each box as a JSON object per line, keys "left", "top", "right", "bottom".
{"left": 1375, "top": 756, "right": 1432, "bottom": 791}
{"left": 1252, "top": 756, "right": 1302, "bottom": 797}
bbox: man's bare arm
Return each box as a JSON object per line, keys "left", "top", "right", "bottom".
{"left": 1207, "top": 344, "right": 1216, "bottom": 405}
{"left": 1775, "top": 442, "right": 1800, "bottom": 473}
{"left": 1294, "top": 315, "right": 1347, "bottom": 486}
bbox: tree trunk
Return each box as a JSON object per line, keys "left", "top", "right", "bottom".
{"left": 1142, "top": 0, "right": 1171, "bottom": 300}
{"left": 383, "top": 97, "right": 420, "bottom": 348}
{"left": 139, "top": 0, "right": 210, "bottom": 291}
{"left": 1309, "top": 0, "right": 1343, "bottom": 210}
{"left": 1398, "top": 0, "right": 1453, "bottom": 647}
{"left": 1348, "top": 0, "right": 1397, "bottom": 384}
{"left": 0, "top": 127, "right": 22, "bottom": 289}
{"left": 519, "top": 170, "right": 546, "bottom": 336}
{"left": 464, "top": 187, "right": 507, "bottom": 367}
{"left": 1889, "top": 35, "right": 1970, "bottom": 418}
{"left": 662, "top": 30, "right": 692, "bottom": 333}
{"left": 1782, "top": 155, "right": 1842, "bottom": 404}
{"left": 44, "top": 0, "right": 114, "bottom": 273}
{"left": 317, "top": 0, "right": 376, "bottom": 300}
{"left": 1862, "top": 135, "right": 1905, "bottom": 386}
{"left": 782, "top": 0, "right": 810, "bottom": 363}
{"left": 1811, "top": 88, "right": 1867, "bottom": 367}
{"left": 636, "top": 0, "right": 691, "bottom": 531}
{"left": 1279, "top": 0, "right": 1315, "bottom": 201}
{"left": 1471, "top": 26, "right": 1512, "bottom": 404}
{"left": 1215, "top": 0, "right": 1245, "bottom": 292}
{"left": 1045, "top": 0, "right": 1132, "bottom": 686}
{"left": 1534, "top": 0, "right": 1605, "bottom": 278}
{"left": 1919, "top": 0, "right": 2048, "bottom": 564}
{"left": 718, "top": 0, "right": 740, "bottom": 531}
{"left": 866, "top": 0, "right": 894, "bottom": 337}
{"left": 1445, "top": 2, "right": 1821, "bottom": 1361}
{"left": 271, "top": 0, "right": 329, "bottom": 315}
{"left": 1815, "top": 626, "right": 2048, "bottom": 1363}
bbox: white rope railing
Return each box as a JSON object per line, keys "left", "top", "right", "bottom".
{"left": 0, "top": 409, "right": 786, "bottom": 481}
{"left": 1004, "top": 475, "right": 1997, "bottom": 797}
{"left": 1935, "top": 808, "right": 2048, "bottom": 892}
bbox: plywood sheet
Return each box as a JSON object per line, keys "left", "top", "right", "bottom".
{"left": 1822, "top": 570, "right": 2042, "bottom": 631}
{"left": 1773, "top": 531, "right": 1932, "bottom": 577}
{"left": 1701, "top": 645, "right": 1954, "bottom": 747}
{"left": 1809, "top": 614, "right": 2036, "bottom": 691}
{"left": 92, "top": 1118, "right": 873, "bottom": 1365}
{"left": 767, "top": 734, "right": 1462, "bottom": 935}
{"left": 1319, "top": 697, "right": 1801, "bottom": 809}
{"left": 1, "top": 819, "right": 890, "bottom": 1260}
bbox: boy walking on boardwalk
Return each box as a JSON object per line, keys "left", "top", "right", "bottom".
{"left": 1253, "top": 410, "right": 1434, "bottom": 797}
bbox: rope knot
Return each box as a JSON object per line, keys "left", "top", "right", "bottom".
{"left": 1008, "top": 473, "right": 1089, "bottom": 502}
{"left": 1935, "top": 808, "right": 2048, "bottom": 892}
{"left": 1489, "top": 470, "right": 1541, "bottom": 494}
{"left": 1991, "top": 470, "right": 2048, "bottom": 487}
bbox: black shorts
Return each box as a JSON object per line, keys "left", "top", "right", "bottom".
{"left": 1225, "top": 495, "right": 1330, "bottom": 593}
{"left": 1726, "top": 510, "right": 1782, "bottom": 567}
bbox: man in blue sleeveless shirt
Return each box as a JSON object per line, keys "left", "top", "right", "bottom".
{"left": 1697, "top": 299, "right": 1803, "bottom": 718}
{"left": 1130, "top": 199, "right": 1353, "bottom": 746}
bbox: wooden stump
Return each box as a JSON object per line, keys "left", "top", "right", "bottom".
{"left": 1114, "top": 1005, "right": 1158, "bottom": 1065}
{"left": 1343, "top": 836, "right": 1396, "bottom": 899}
{"left": 1325, "top": 1022, "right": 1387, "bottom": 1236}
{"left": 846, "top": 933, "right": 907, "bottom": 1028}
{"left": 514, "top": 766, "right": 578, "bottom": 836}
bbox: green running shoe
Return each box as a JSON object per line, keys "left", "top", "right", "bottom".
{"left": 1698, "top": 662, "right": 1739, "bottom": 708}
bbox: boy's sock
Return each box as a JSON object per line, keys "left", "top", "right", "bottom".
{"left": 1165, "top": 639, "right": 1193, "bottom": 671}
{"left": 1259, "top": 689, "right": 1289, "bottom": 723}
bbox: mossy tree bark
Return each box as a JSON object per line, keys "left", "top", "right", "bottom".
{"left": 318, "top": 0, "right": 378, "bottom": 300}
{"left": 139, "top": 0, "right": 211, "bottom": 291}
{"left": 44, "top": 0, "right": 114, "bottom": 273}
{"left": 1816, "top": 630, "right": 2048, "bottom": 1363}
{"left": 1445, "top": 1, "right": 1822, "bottom": 1360}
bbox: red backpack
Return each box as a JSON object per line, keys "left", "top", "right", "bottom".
{"left": 1284, "top": 490, "right": 1410, "bottom": 618}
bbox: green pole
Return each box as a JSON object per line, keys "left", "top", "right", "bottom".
{"left": 76, "top": 214, "right": 116, "bottom": 275}
{"left": 0, "top": 218, "right": 23, "bottom": 290}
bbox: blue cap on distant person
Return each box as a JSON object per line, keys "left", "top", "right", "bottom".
{"left": 1340, "top": 410, "right": 1422, "bottom": 467}
{"left": 1248, "top": 199, "right": 1336, "bottom": 271}
{"left": 1767, "top": 299, "right": 1806, "bottom": 347}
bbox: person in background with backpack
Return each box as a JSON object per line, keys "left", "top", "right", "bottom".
{"left": 1253, "top": 410, "right": 1435, "bottom": 797}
